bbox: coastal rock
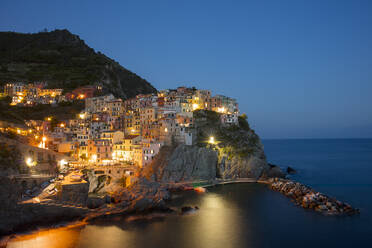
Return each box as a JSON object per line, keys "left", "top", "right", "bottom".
{"left": 86, "top": 171, "right": 110, "bottom": 194}
{"left": 262, "top": 164, "right": 286, "bottom": 178}
{"left": 86, "top": 196, "right": 105, "bottom": 209}
{"left": 145, "top": 145, "right": 218, "bottom": 182}
{"left": 269, "top": 178, "right": 359, "bottom": 216}
{"left": 217, "top": 150, "right": 268, "bottom": 179}
{"left": 113, "top": 178, "right": 170, "bottom": 212}
{"left": 180, "top": 206, "right": 199, "bottom": 214}
{"left": 286, "top": 166, "right": 297, "bottom": 174}
{"left": 58, "top": 181, "right": 89, "bottom": 205}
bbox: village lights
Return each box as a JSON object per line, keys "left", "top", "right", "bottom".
{"left": 91, "top": 154, "right": 97, "bottom": 162}
{"left": 79, "top": 113, "right": 85, "bottom": 119}
{"left": 217, "top": 107, "right": 226, "bottom": 113}
{"left": 60, "top": 123, "right": 65, "bottom": 128}
{"left": 59, "top": 159, "right": 68, "bottom": 169}
{"left": 39, "top": 136, "right": 47, "bottom": 149}
{"left": 26, "top": 157, "right": 36, "bottom": 167}
{"left": 47, "top": 117, "right": 52, "bottom": 121}
{"left": 59, "top": 159, "right": 68, "bottom": 166}
{"left": 208, "top": 136, "right": 215, "bottom": 144}
{"left": 17, "top": 129, "right": 21, "bottom": 134}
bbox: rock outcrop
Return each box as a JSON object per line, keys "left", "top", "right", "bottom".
{"left": 58, "top": 182, "right": 89, "bottom": 205}
{"left": 217, "top": 142, "right": 268, "bottom": 179}
{"left": 195, "top": 110, "right": 271, "bottom": 180}
{"left": 154, "top": 145, "right": 218, "bottom": 182}
{"left": 269, "top": 178, "right": 359, "bottom": 216}
{"left": 144, "top": 110, "right": 271, "bottom": 182}
{"left": 111, "top": 178, "right": 170, "bottom": 212}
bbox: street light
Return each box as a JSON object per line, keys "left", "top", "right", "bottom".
{"left": 59, "top": 159, "right": 68, "bottom": 166}
{"left": 208, "top": 136, "right": 215, "bottom": 144}
{"left": 91, "top": 154, "right": 97, "bottom": 163}
{"left": 26, "top": 157, "right": 36, "bottom": 167}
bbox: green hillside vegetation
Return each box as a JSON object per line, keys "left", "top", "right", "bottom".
{"left": 0, "top": 29, "right": 156, "bottom": 98}
{"left": 194, "top": 110, "right": 259, "bottom": 158}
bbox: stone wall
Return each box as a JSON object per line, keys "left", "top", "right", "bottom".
{"left": 58, "top": 182, "right": 89, "bottom": 205}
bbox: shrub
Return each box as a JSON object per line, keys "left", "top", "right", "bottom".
{"left": 238, "top": 114, "right": 250, "bottom": 131}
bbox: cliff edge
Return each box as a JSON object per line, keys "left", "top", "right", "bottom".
{"left": 143, "top": 110, "right": 277, "bottom": 182}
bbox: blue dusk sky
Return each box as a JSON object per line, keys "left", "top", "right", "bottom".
{"left": 1, "top": 0, "right": 372, "bottom": 139}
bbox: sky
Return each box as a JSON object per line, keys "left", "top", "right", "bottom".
{"left": 1, "top": 0, "right": 372, "bottom": 139}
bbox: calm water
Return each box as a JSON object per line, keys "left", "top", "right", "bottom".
{"left": 7, "top": 139, "right": 372, "bottom": 248}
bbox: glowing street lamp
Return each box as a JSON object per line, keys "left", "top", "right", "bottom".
{"left": 79, "top": 113, "right": 85, "bottom": 119}
{"left": 217, "top": 107, "right": 226, "bottom": 113}
{"left": 91, "top": 154, "right": 97, "bottom": 163}
{"left": 59, "top": 159, "right": 68, "bottom": 170}
{"left": 26, "top": 157, "right": 36, "bottom": 167}
{"left": 208, "top": 136, "right": 215, "bottom": 144}
{"left": 59, "top": 159, "right": 68, "bottom": 166}
{"left": 41, "top": 136, "right": 47, "bottom": 149}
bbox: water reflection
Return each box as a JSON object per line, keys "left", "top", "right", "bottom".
{"left": 192, "top": 193, "right": 246, "bottom": 248}
{"left": 78, "top": 226, "right": 135, "bottom": 248}
{"left": 7, "top": 187, "right": 248, "bottom": 248}
{"left": 7, "top": 225, "right": 84, "bottom": 248}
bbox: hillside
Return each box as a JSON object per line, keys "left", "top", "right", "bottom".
{"left": 0, "top": 96, "right": 84, "bottom": 124}
{"left": 0, "top": 29, "right": 156, "bottom": 98}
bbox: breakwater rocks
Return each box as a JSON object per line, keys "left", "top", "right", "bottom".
{"left": 269, "top": 178, "right": 359, "bottom": 216}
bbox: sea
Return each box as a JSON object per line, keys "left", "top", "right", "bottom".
{"left": 6, "top": 139, "right": 372, "bottom": 248}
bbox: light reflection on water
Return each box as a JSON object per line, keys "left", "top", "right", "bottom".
{"left": 7, "top": 225, "right": 83, "bottom": 248}
{"left": 6, "top": 190, "right": 246, "bottom": 248}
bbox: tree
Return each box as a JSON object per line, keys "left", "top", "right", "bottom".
{"left": 238, "top": 114, "right": 250, "bottom": 131}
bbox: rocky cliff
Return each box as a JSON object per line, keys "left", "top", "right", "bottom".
{"left": 143, "top": 110, "right": 275, "bottom": 182}
{"left": 0, "top": 29, "right": 157, "bottom": 98}
{"left": 144, "top": 145, "right": 218, "bottom": 182}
